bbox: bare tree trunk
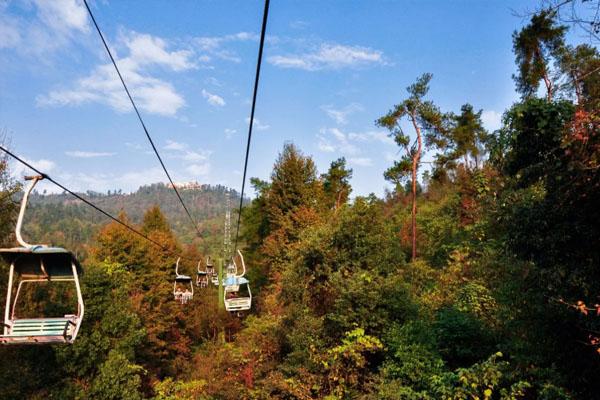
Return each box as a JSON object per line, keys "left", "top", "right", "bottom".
{"left": 409, "top": 113, "right": 423, "bottom": 262}
{"left": 537, "top": 46, "right": 553, "bottom": 101}
{"left": 334, "top": 189, "right": 344, "bottom": 213}
{"left": 571, "top": 70, "right": 582, "bottom": 105}
{"left": 543, "top": 73, "right": 553, "bottom": 101}
{"left": 411, "top": 159, "right": 417, "bottom": 261}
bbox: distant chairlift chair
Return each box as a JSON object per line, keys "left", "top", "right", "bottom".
{"left": 223, "top": 256, "right": 239, "bottom": 291}
{"left": 206, "top": 256, "right": 218, "bottom": 286}
{"left": 196, "top": 260, "right": 208, "bottom": 288}
{"left": 0, "top": 175, "right": 84, "bottom": 345}
{"left": 173, "top": 258, "right": 193, "bottom": 305}
{"left": 223, "top": 250, "right": 251, "bottom": 312}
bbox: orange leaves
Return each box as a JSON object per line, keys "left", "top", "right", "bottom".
{"left": 577, "top": 300, "right": 589, "bottom": 316}
{"left": 557, "top": 297, "right": 600, "bottom": 356}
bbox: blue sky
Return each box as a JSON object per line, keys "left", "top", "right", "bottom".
{"left": 0, "top": 0, "right": 577, "bottom": 196}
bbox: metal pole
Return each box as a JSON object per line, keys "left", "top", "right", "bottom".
{"left": 218, "top": 258, "right": 224, "bottom": 311}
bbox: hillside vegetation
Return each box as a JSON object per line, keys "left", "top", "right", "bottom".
{"left": 20, "top": 183, "right": 240, "bottom": 258}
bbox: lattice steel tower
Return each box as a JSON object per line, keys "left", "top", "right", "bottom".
{"left": 223, "top": 190, "right": 232, "bottom": 260}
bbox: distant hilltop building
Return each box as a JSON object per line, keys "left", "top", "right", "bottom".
{"left": 168, "top": 181, "right": 202, "bottom": 190}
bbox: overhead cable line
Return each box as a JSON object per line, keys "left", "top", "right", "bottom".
{"left": 233, "top": 0, "right": 270, "bottom": 253}
{"left": 82, "top": 0, "right": 202, "bottom": 237}
{"left": 0, "top": 144, "right": 194, "bottom": 262}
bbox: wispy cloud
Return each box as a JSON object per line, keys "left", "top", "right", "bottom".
{"left": 164, "top": 140, "right": 211, "bottom": 162}
{"left": 268, "top": 43, "right": 385, "bottom": 71}
{"left": 194, "top": 31, "right": 257, "bottom": 63}
{"left": 317, "top": 127, "right": 393, "bottom": 168}
{"left": 11, "top": 157, "right": 55, "bottom": 178}
{"left": 186, "top": 163, "right": 210, "bottom": 176}
{"left": 317, "top": 127, "right": 360, "bottom": 155}
{"left": 0, "top": 0, "right": 89, "bottom": 56}
{"left": 66, "top": 150, "right": 116, "bottom": 158}
{"left": 202, "top": 89, "right": 226, "bottom": 107}
{"left": 348, "top": 157, "right": 373, "bottom": 167}
{"left": 224, "top": 128, "right": 237, "bottom": 139}
{"left": 34, "top": 0, "right": 89, "bottom": 36}
{"left": 245, "top": 117, "right": 270, "bottom": 131}
{"left": 290, "top": 20, "right": 309, "bottom": 30}
{"left": 321, "top": 103, "right": 363, "bottom": 124}
{"left": 58, "top": 167, "right": 166, "bottom": 193}
{"left": 481, "top": 110, "right": 502, "bottom": 131}
{"left": 37, "top": 31, "right": 194, "bottom": 116}
{"left": 124, "top": 32, "right": 196, "bottom": 71}
{"left": 347, "top": 130, "right": 395, "bottom": 145}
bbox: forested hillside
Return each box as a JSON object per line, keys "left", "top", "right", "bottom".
{"left": 0, "top": 4, "right": 599, "bottom": 400}
{"left": 21, "top": 183, "right": 240, "bottom": 258}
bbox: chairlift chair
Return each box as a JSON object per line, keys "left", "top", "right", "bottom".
{"left": 206, "top": 256, "right": 219, "bottom": 286}
{"left": 223, "top": 250, "right": 251, "bottom": 312}
{"left": 223, "top": 261, "right": 238, "bottom": 291}
{"left": 173, "top": 258, "right": 193, "bottom": 304}
{"left": 223, "top": 276, "right": 251, "bottom": 312}
{"left": 1, "top": 175, "right": 84, "bottom": 345}
{"left": 196, "top": 260, "right": 208, "bottom": 288}
{"left": 222, "top": 250, "right": 246, "bottom": 291}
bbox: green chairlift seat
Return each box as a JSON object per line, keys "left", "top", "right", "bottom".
{"left": 1, "top": 176, "right": 84, "bottom": 345}
{"left": 223, "top": 251, "right": 252, "bottom": 313}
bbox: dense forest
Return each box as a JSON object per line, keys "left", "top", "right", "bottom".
{"left": 22, "top": 183, "right": 240, "bottom": 258}
{"left": 0, "top": 4, "right": 599, "bottom": 400}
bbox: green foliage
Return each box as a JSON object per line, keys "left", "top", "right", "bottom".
{"left": 267, "top": 142, "right": 321, "bottom": 228}
{"left": 381, "top": 322, "right": 444, "bottom": 390}
{"left": 89, "top": 350, "right": 145, "bottom": 400}
{"left": 153, "top": 378, "right": 208, "bottom": 400}
{"left": 512, "top": 9, "right": 566, "bottom": 99}
{"left": 320, "top": 328, "right": 383, "bottom": 398}
{"left": 321, "top": 157, "right": 353, "bottom": 211}
{"left": 434, "top": 306, "right": 496, "bottom": 368}
{"left": 376, "top": 73, "right": 449, "bottom": 187}
{"left": 429, "top": 352, "right": 530, "bottom": 400}
{"left": 559, "top": 44, "right": 600, "bottom": 110}
{"left": 433, "top": 104, "right": 489, "bottom": 178}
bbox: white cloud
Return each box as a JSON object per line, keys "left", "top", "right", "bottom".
{"left": 348, "top": 130, "right": 395, "bottom": 145}
{"left": 321, "top": 103, "right": 363, "bottom": 124}
{"left": 124, "top": 32, "right": 196, "bottom": 71}
{"left": 186, "top": 163, "right": 210, "bottom": 176}
{"left": 318, "top": 141, "right": 336, "bottom": 153}
{"left": 58, "top": 167, "right": 166, "bottom": 193}
{"left": 290, "top": 20, "right": 309, "bottom": 30}
{"left": 202, "top": 89, "right": 226, "bottom": 107}
{"left": 317, "top": 127, "right": 359, "bottom": 156}
{"left": 164, "top": 140, "right": 187, "bottom": 151}
{"left": 11, "top": 157, "right": 56, "bottom": 178}
{"left": 33, "top": 0, "right": 89, "bottom": 35}
{"left": 348, "top": 157, "right": 373, "bottom": 167}
{"left": 164, "top": 140, "right": 211, "bottom": 162}
{"left": 0, "top": 12, "right": 21, "bottom": 49}
{"left": 37, "top": 31, "right": 193, "bottom": 116}
{"left": 205, "top": 77, "right": 222, "bottom": 86}
{"left": 268, "top": 43, "right": 385, "bottom": 71}
{"left": 245, "top": 117, "right": 270, "bottom": 131}
{"left": 66, "top": 150, "right": 116, "bottom": 158}
{"left": 194, "top": 31, "right": 257, "bottom": 63}
{"left": 481, "top": 110, "right": 502, "bottom": 131}
{"left": 384, "top": 152, "right": 398, "bottom": 162}
{"left": 224, "top": 128, "right": 237, "bottom": 139}
{"left": 0, "top": 0, "right": 89, "bottom": 55}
